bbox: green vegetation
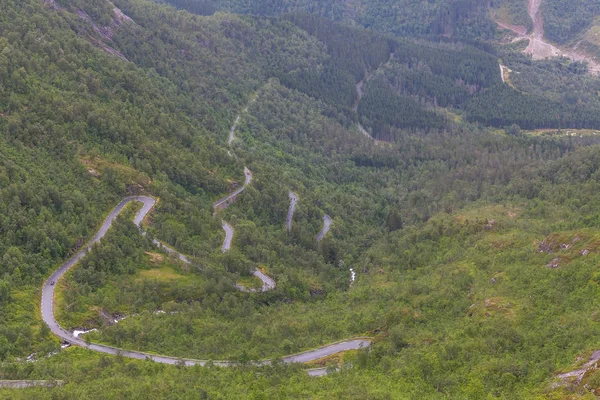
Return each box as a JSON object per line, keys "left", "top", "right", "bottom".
{"left": 474, "top": 53, "right": 600, "bottom": 130}
{"left": 165, "top": 0, "right": 497, "bottom": 40}
{"left": 5, "top": 0, "right": 600, "bottom": 398}
{"left": 543, "top": 0, "right": 600, "bottom": 44}
{"left": 490, "top": 0, "right": 532, "bottom": 31}
{"left": 160, "top": 0, "right": 600, "bottom": 51}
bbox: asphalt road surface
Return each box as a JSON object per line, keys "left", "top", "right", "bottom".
{"left": 221, "top": 221, "right": 234, "bottom": 252}
{"left": 212, "top": 167, "right": 253, "bottom": 210}
{"left": 316, "top": 214, "right": 332, "bottom": 242}
{"left": 41, "top": 196, "right": 366, "bottom": 370}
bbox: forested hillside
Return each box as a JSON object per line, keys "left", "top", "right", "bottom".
{"left": 542, "top": 0, "right": 600, "bottom": 44}
{"left": 160, "top": 0, "right": 600, "bottom": 50}
{"left": 163, "top": 0, "right": 600, "bottom": 66}
{"left": 489, "top": 0, "right": 532, "bottom": 30}
{"left": 162, "top": 0, "right": 497, "bottom": 39}
{"left": 5, "top": 0, "right": 600, "bottom": 398}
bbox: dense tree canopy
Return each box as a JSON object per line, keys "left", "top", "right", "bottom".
{"left": 4, "top": 0, "right": 600, "bottom": 398}
{"left": 164, "top": 0, "right": 497, "bottom": 39}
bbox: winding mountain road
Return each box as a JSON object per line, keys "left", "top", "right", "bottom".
{"left": 353, "top": 77, "right": 368, "bottom": 113}
{"left": 221, "top": 221, "right": 234, "bottom": 252}
{"left": 228, "top": 93, "right": 260, "bottom": 147}
{"left": 286, "top": 191, "right": 298, "bottom": 232}
{"left": 252, "top": 269, "right": 276, "bottom": 291}
{"left": 220, "top": 96, "right": 309, "bottom": 293}
{"left": 41, "top": 197, "right": 371, "bottom": 369}
{"left": 228, "top": 115, "right": 241, "bottom": 146}
{"left": 357, "top": 123, "right": 375, "bottom": 140}
{"left": 354, "top": 75, "right": 377, "bottom": 141}
{"left": 227, "top": 115, "right": 242, "bottom": 146}
{"left": 353, "top": 53, "right": 394, "bottom": 142}
{"left": 236, "top": 269, "right": 277, "bottom": 293}
{"left": 494, "top": 0, "right": 600, "bottom": 73}
{"left": 37, "top": 50, "right": 370, "bottom": 378}
{"left": 212, "top": 167, "right": 252, "bottom": 210}
{"left": 152, "top": 239, "right": 191, "bottom": 264}
{"left": 316, "top": 214, "right": 332, "bottom": 242}
{"left": 44, "top": 87, "right": 366, "bottom": 371}
{"left": 221, "top": 220, "right": 276, "bottom": 292}
{"left": 0, "top": 381, "right": 64, "bottom": 388}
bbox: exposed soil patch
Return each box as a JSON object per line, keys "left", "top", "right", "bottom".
{"left": 75, "top": 7, "right": 128, "bottom": 43}
{"left": 493, "top": 0, "right": 600, "bottom": 74}
{"left": 537, "top": 232, "right": 600, "bottom": 270}
{"left": 47, "top": 1, "right": 134, "bottom": 60}
{"left": 538, "top": 234, "right": 586, "bottom": 254}
{"left": 113, "top": 4, "right": 134, "bottom": 25}
{"left": 538, "top": 239, "right": 556, "bottom": 254}
{"left": 468, "top": 297, "right": 517, "bottom": 319}
{"left": 87, "top": 168, "right": 100, "bottom": 178}
{"left": 145, "top": 252, "right": 165, "bottom": 263}
{"left": 485, "top": 219, "right": 496, "bottom": 230}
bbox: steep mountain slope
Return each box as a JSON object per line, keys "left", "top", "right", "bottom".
{"left": 5, "top": 0, "right": 600, "bottom": 398}
{"left": 163, "top": 0, "right": 496, "bottom": 39}
{"left": 170, "top": 0, "right": 600, "bottom": 76}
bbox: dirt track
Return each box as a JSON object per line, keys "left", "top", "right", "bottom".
{"left": 495, "top": 0, "right": 600, "bottom": 74}
{"left": 524, "top": 0, "right": 563, "bottom": 59}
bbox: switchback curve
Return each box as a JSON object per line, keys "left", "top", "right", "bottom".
{"left": 212, "top": 167, "right": 252, "bottom": 210}
{"left": 221, "top": 220, "right": 274, "bottom": 292}
{"left": 41, "top": 197, "right": 371, "bottom": 369}
{"left": 316, "top": 214, "right": 332, "bottom": 242}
